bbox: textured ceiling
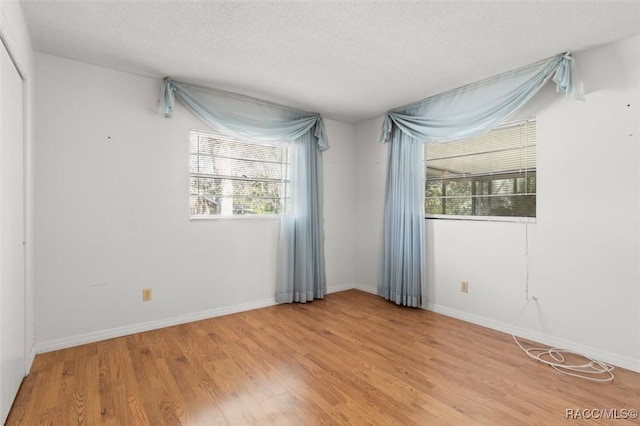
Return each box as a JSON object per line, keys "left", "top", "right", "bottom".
{"left": 19, "top": 0, "right": 640, "bottom": 123}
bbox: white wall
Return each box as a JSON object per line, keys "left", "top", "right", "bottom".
{"left": 638, "top": 37, "right": 640, "bottom": 372}
{"left": 354, "top": 116, "right": 386, "bottom": 290}
{"left": 0, "top": 0, "right": 34, "bottom": 371}
{"left": 323, "top": 120, "right": 357, "bottom": 291}
{"left": 355, "top": 36, "right": 640, "bottom": 371}
{"left": 33, "top": 53, "right": 356, "bottom": 350}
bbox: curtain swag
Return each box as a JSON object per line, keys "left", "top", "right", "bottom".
{"left": 379, "top": 52, "right": 583, "bottom": 144}
{"left": 377, "top": 52, "right": 583, "bottom": 307}
{"left": 160, "top": 78, "right": 329, "bottom": 151}
{"left": 159, "top": 78, "right": 328, "bottom": 304}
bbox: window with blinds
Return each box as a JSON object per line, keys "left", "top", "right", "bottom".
{"left": 425, "top": 119, "right": 536, "bottom": 218}
{"left": 189, "top": 131, "right": 290, "bottom": 217}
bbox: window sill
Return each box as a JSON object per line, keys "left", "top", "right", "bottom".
{"left": 426, "top": 214, "right": 536, "bottom": 224}
{"left": 190, "top": 215, "right": 282, "bottom": 222}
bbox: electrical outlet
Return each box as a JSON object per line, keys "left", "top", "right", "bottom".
{"left": 460, "top": 281, "right": 469, "bottom": 293}
{"left": 142, "top": 288, "right": 152, "bottom": 301}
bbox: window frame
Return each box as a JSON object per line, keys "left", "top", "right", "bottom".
{"left": 425, "top": 118, "right": 537, "bottom": 222}
{"left": 189, "top": 129, "right": 291, "bottom": 220}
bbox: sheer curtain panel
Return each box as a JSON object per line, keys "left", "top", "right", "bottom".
{"left": 276, "top": 129, "right": 326, "bottom": 303}
{"left": 379, "top": 130, "right": 425, "bottom": 306}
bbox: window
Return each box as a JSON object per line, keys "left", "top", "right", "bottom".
{"left": 189, "top": 131, "right": 290, "bottom": 217}
{"left": 425, "top": 119, "right": 536, "bottom": 218}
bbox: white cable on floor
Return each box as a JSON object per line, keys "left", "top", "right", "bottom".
{"left": 511, "top": 223, "right": 615, "bottom": 382}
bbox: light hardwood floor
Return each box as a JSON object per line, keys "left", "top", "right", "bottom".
{"left": 7, "top": 290, "right": 640, "bottom": 425}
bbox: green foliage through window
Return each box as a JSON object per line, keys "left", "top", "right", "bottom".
{"left": 190, "top": 131, "right": 290, "bottom": 216}
{"left": 425, "top": 120, "right": 536, "bottom": 218}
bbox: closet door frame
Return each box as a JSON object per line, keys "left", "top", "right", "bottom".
{"left": 0, "top": 20, "right": 27, "bottom": 424}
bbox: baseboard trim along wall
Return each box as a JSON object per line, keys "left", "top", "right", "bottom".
{"left": 26, "top": 344, "right": 36, "bottom": 374}
{"left": 35, "top": 283, "right": 367, "bottom": 354}
{"left": 35, "top": 296, "right": 279, "bottom": 354}
{"left": 326, "top": 283, "right": 357, "bottom": 294}
{"left": 35, "top": 284, "right": 637, "bottom": 374}
{"left": 352, "top": 283, "right": 377, "bottom": 294}
{"left": 424, "top": 302, "right": 640, "bottom": 373}
{"left": 329, "top": 283, "right": 377, "bottom": 295}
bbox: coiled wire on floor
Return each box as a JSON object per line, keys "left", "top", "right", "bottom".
{"left": 512, "top": 223, "right": 614, "bottom": 382}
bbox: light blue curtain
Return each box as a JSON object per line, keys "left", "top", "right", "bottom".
{"left": 160, "top": 79, "right": 328, "bottom": 303}
{"left": 276, "top": 129, "right": 326, "bottom": 303}
{"left": 378, "top": 52, "right": 582, "bottom": 307}
{"left": 380, "top": 53, "right": 582, "bottom": 144}
{"left": 161, "top": 79, "right": 328, "bottom": 149}
{"left": 379, "top": 129, "right": 425, "bottom": 306}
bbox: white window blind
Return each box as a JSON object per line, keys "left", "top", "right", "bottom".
{"left": 189, "top": 131, "right": 290, "bottom": 217}
{"left": 425, "top": 119, "right": 536, "bottom": 218}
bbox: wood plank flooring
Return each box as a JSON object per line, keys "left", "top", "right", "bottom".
{"left": 7, "top": 290, "right": 640, "bottom": 425}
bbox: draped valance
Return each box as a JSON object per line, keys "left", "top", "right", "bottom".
{"left": 160, "top": 78, "right": 328, "bottom": 151}
{"left": 379, "top": 53, "right": 582, "bottom": 144}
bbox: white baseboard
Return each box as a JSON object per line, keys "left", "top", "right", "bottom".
{"left": 35, "top": 297, "right": 278, "bottom": 354}
{"left": 26, "top": 344, "right": 36, "bottom": 374}
{"left": 352, "top": 283, "right": 377, "bottom": 295}
{"left": 424, "top": 302, "right": 640, "bottom": 373}
{"left": 36, "top": 286, "right": 637, "bottom": 374}
{"left": 35, "top": 284, "right": 373, "bottom": 354}
{"left": 326, "top": 283, "right": 358, "bottom": 294}
{"left": 35, "top": 285, "right": 369, "bottom": 354}
{"left": 37, "top": 285, "right": 366, "bottom": 354}
{"left": 327, "top": 283, "right": 377, "bottom": 295}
